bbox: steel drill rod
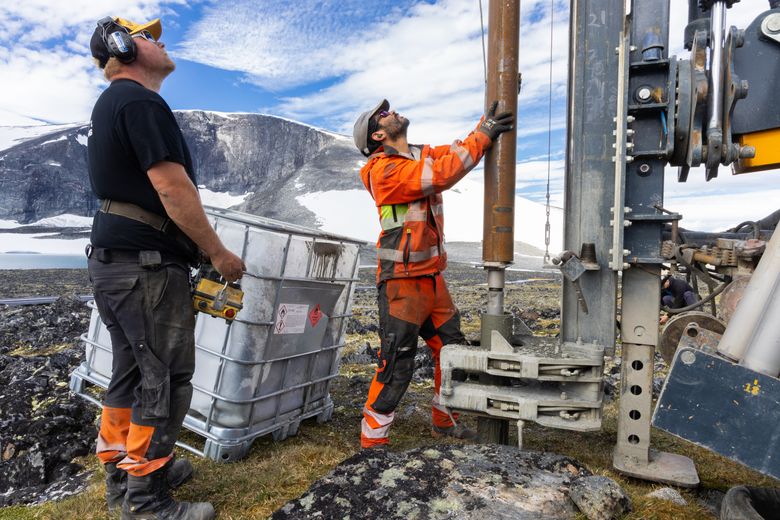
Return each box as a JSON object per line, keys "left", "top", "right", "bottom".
{"left": 707, "top": 1, "right": 726, "bottom": 133}
{"left": 483, "top": 0, "right": 520, "bottom": 264}
{"left": 479, "top": 0, "right": 519, "bottom": 446}
{"left": 487, "top": 268, "right": 506, "bottom": 315}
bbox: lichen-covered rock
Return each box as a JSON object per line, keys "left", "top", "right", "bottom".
{"left": 0, "top": 297, "right": 96, "bottom": 506}
{"left": 568, "top": 475, "right": 631, "bottom": 520}
{"left": 273, "top": 444, "right": 592, "bottom": 519}
{"left": 646, "top": 486, "right": 687, "bottom": 506}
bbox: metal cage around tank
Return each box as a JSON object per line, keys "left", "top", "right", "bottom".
{"left": 70, "top": 206, "right": 364, "bottom": 462}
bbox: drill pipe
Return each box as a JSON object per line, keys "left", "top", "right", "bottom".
{"left": 483, "top": 0, "right": 520, "bottom": 266}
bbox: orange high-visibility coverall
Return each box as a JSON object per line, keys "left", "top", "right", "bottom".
{"left": 359, "top": 129, "right": 491, "bottom": 447}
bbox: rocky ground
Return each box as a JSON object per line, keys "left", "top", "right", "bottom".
{"left": 0, "top": 269, "right": 90, "bottom": 299}
{"left": 0, "top": 266, "right": 775, "bottom": 519}
{"left": 0, "top": 278, "right": 96, "bottom": 507}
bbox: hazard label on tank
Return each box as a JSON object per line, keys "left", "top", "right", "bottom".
{"left": 273, "top": 303, "right": 309, "bottom": 334}
{"left": 309, "top": 304, "right": 323, "bottom": 327}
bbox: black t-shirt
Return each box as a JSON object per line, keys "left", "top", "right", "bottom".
{"left": 88, "top": 79, "right": 197, "bottom": 261}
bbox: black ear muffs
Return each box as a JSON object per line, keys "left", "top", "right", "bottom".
{"left": 97, "top": 17, "right": 136, "bottom": 64}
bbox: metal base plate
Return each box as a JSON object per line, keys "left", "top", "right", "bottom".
{"left": 653, "top": 347, "right": 780, "bottom": 480}
{"left": 613, "top": 449, "right": 699, "bottom": 488}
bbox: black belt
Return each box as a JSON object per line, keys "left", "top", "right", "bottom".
{"left": 100, "top": 199, "right": 171, "bottom": 233}
{"left": 86, "top": 245, "right": 186, "bottom": 267}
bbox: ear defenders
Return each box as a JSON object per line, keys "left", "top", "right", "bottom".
{"left": 97, "top": 16, "right": 136, "bottom": 64}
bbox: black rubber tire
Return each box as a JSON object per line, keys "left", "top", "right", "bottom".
{"left": 720, "top": 486, "right": 780, "bottom": 520}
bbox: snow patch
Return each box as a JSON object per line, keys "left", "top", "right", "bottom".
{"left": 0, "top": 123, "right": 81, "bottom": 152}
{"left": 296, "top": 189, "right": 379, "bottom": 242}
{"left": 32, "top": 214, "right": 93, "bottom": 227}
{"left": 75, "top": 134, "right": 88, "bottom": 147}
{"left": 198, "top": 187, "right": 252, "bottom": 208}
{"left": 297, "top": 179, "right": 563, "bottom": 252}
{"left": 0, "top": 219, "right": 21, "bottom": 229}
{"left": 45, "top": 160, "right": 62, "bottom": 167}
{"left": 40, "top": 135, "right": 68, "bottom": 146}
{"left": 443, "top": 178, "right": 563, "bottom": 252}
{"left": 0, "top": 214, "right": 92, "bottom": 230}
{"left": 0, "top": 233, "right": 90, "bottom": 254}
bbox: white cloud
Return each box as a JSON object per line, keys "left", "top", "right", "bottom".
{"left": 664, "top": 164, "right": 780, "bottom": 232}
{"left": 0, "top": 1, "right": 188, "bottom": 45}
{"left": 178, "top": 0, "right": 572, "bottom": 146}
{"left": 0, "top": 0, "right": 188, "bottom": 125}
{"left": 0, "top": 46, "right": 102, "bottom": 124}
{"left": 177, "top": 0, "right": 419, "bottom": 88}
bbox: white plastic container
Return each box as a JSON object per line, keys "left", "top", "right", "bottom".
{"left": 71, "top": 207, "right": 363, "bottom": 461}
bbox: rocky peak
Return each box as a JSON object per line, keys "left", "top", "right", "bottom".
{"left": 0, "top": 110, "right": 364, "bottom": 226}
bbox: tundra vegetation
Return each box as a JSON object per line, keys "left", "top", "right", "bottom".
{"left": 0, "top": 266, "right": 775, "bottom": 519}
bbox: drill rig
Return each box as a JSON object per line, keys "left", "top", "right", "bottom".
{"left": 440, "top": 0, "right": 780, "bottom": 486}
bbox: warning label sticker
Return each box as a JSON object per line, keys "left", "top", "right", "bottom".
{"left": 309, "top": 304, "right": 323, "bottom": 328}
{"left": 273, "top": 303, "right": 309, "bottom": 334}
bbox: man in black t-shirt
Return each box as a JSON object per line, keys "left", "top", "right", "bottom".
{"left": 87, "top": 16, "right": 243, "bottom": 519}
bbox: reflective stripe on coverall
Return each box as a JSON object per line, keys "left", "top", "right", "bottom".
{"left": 361, "top": 273, "right": 466, "bottom": 447}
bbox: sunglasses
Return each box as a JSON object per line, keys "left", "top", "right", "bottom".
{"left": 131, "top": 30, "right": 156, "bottom": 42}
{"left": 378, "top": 110, "right": 391, "bottom": 118}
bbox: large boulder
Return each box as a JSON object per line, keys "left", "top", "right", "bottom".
{"left": 273, "top": 444, "right": 593, "bottom": 519}
{"left": 568, "top": 475, "right": 632, "bottom": 520}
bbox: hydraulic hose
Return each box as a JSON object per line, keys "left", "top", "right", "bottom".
{"left": 662, "top": 281, "right": 729, "bottom": 314}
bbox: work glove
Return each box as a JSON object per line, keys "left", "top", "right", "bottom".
{"left": 477, "top": 101, "right": 514, "bottom": 141}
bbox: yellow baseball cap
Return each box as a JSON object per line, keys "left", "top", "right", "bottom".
{"left": 114, "top": 17, "right": 162, "bottom": 40}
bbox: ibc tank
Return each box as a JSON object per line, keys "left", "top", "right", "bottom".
{"left": 71, "top": 207, "right": 364, "bottom": 461}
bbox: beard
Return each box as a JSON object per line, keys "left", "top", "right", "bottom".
{"left": 159, "top": 53, "right": 176, "bottom": 76}
{"left": 383, "top": 117, "right": 409, "bottom": 140}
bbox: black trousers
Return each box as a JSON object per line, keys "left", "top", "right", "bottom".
{"left": 89, "top": 254, "right": 195, "bottom": 467}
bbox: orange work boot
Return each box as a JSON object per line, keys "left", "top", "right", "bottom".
{"left": 431, "top": 423, "right": 477, "bottom": 440}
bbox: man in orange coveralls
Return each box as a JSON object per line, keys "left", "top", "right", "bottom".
{"left": 352, "top": 100, "right": 514, "bottom": 448}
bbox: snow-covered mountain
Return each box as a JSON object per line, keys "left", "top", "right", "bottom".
{"left": 0, "top": 110, "right": 562, "bottom": 255}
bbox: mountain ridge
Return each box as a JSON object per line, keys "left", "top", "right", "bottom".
{"left": 0, "top": 110, "right": 562, "bottom": 256}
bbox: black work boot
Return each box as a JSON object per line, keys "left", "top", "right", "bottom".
{"left": 121, "top": 467, "right": 214, "bottom": 520}
{"left": 165, "top": 457, "right": 194, "bottom": 489}
{"left": 105, "top": 462, "right": 127, "bottom": 512}
{"left": 106, "top": 458, "right": 193, "bottom": 511}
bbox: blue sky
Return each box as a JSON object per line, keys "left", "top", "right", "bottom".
{"left": 1, "top": 0, "right": 778, "bottom": 231}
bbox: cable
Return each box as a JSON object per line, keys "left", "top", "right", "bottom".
{"left": 543, "top": 0, "right": 555, "bottom": 264}
{"left": 662, "top": 281, "right": 729, "bottom": 314}
{"left": 479, "top": 0, "right": 487, "bottom": 87}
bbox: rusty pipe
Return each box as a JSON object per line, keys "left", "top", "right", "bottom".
{"left": 691, "top": 251, "right": 723, "bottom": 266}
{"left": 483, "top": 0, "right": 520, "bottom": 264}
